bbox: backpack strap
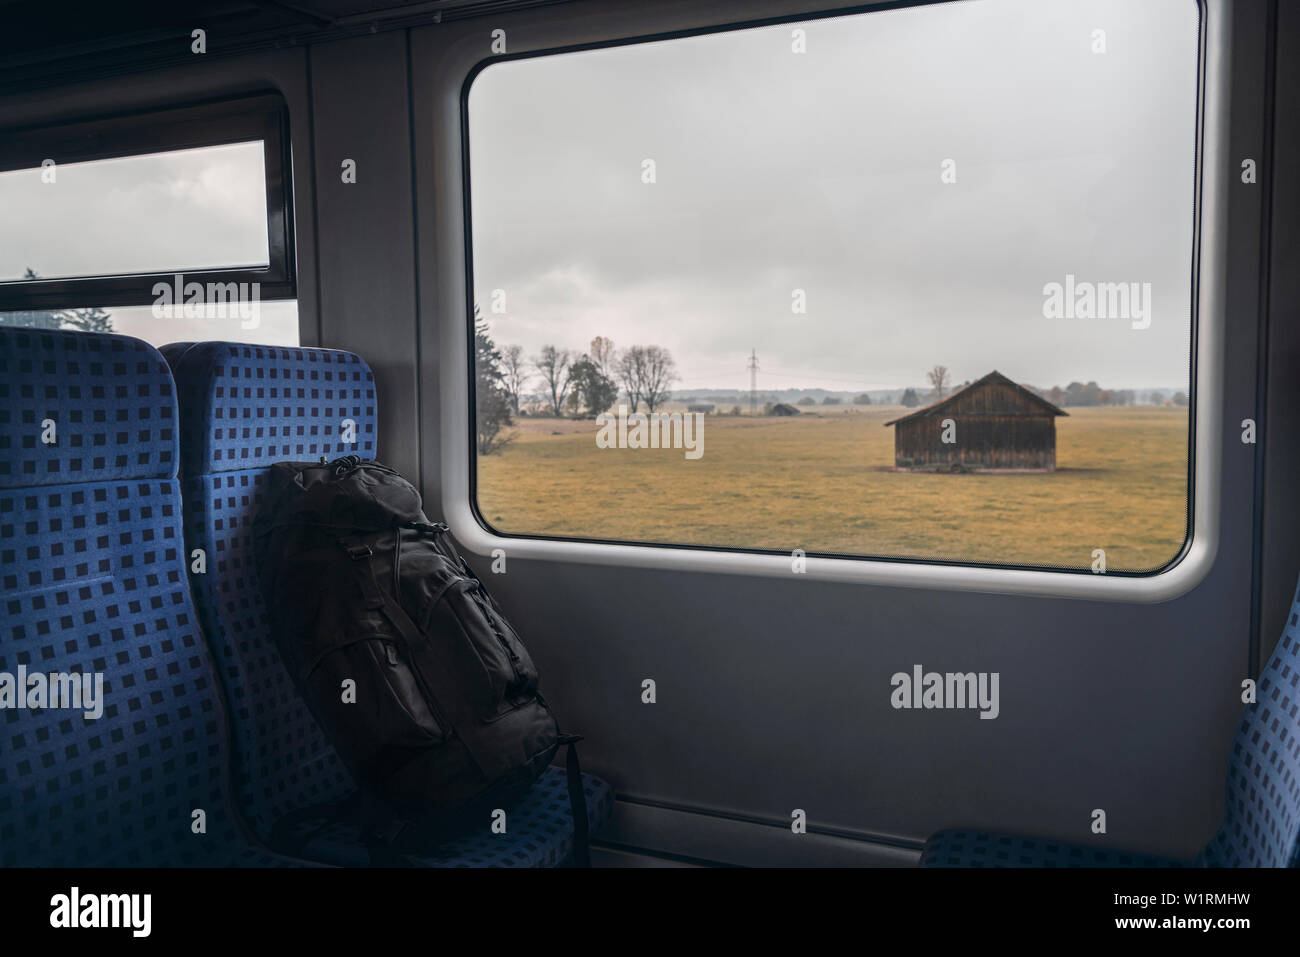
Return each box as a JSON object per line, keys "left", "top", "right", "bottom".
{"left": 268, "top": 790, "right": 362, "bottom": 856}
{"left": 558, "top": 733, "right": 592, "bottom": 867}
{"left": 269, "top": 791, "right": 416, "bottom": 867}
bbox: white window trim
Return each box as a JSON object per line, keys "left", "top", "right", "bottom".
{"left": 439, "top": 0, "right": 1227, "bottom": 603}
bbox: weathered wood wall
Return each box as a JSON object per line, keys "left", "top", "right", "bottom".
{"left": 891, "top": 378, "right": 1060, "bottom": 470}
{"left": 894, "top": 415, "right": 1057, "bottom": 470}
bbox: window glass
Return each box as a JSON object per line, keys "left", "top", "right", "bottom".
{"left": 0, "top": 141, "right": 269, "bottom": 283}
{"left": 0, "top": 300, "right": 299, "bottom": 347}
{"left": 467, "top": 0, "right": 1198, "bottom": 573}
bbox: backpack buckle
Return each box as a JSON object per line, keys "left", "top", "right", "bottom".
{"left": 403, "top": 522, "right": 449, "bottom": 536}
{"left": 346, "top": 544, "right": 373, "bottom": 560}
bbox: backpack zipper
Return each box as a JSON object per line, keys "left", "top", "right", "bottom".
{"left": 472, "top": 589, "right": 523, "bottom": 670}
{"left": 403, "top": 520, "right": 525, "bottom": 686}
{"left": 381, "top": 531, "right": 455, "bottom": 742}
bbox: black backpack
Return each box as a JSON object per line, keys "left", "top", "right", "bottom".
{"left": 253, "top": 454, "right": 588, "bottom": 864}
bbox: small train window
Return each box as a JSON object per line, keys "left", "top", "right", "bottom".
{"left": 0, "top": 94, "right": 297, "bottom": 346}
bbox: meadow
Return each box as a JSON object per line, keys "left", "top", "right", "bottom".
{"left": 475, "top": 404, "right": 1191, "bottom": 572}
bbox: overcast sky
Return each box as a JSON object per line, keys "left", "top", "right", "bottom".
{"left": 468, "top": 0, "right": 1200, "bottom": 393}
{"left": 0, "top": 141, "right": 269, "bottom": 281}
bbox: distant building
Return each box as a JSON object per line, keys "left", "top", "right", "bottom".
{"left": 769, "top": 402, "right": 801, "bottom": 416}
{"left": 883, "top": 370, "right": 1067, "bottom": 471}
{"left": 687, "top": 403, "right": 715, "bottom": 413}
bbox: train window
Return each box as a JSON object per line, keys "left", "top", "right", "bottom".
{"left": 0, "top": 300, "right": 300, "bottom": 347}
{"left": 0, "top": 93, "right": 297, "bottom": 345}
{"left": 464, "top": 0, "right": 1200, "bottom": 575}
{"left": 0, "top": 141, "right": 269, "bottom": 284}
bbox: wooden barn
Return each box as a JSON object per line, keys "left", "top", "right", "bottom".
{"left": 883, "top": 371, "right": 1067, "bottom": 471}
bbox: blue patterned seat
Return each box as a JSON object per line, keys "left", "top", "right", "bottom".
{"left": 157, "top": 342, "right": 195, "bottom": 368}
{"left": 922, "top": 578, "right": 1300, "bottom": 868}
{"left": 164, "top": 341, "right": 612, "bottom": 866}
{"left": 1200, "top": 591, "right": 1300, "bottom": 867}
{"left": 0, "top": 328, "right": 309, "bottom": 866}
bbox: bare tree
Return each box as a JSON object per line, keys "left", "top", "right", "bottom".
{"left": 590, "top": 336, "right": 617, "bottom": 379}
{"left": 926, "top": 364, "right": 951, "bottom": 399}
{"left": 501, "top": 344, "right": 528, "bottom": 415}
{"left": 534, "top": 345, "right": 574, "bottom": 417}
{"left": 639, "top": 345, "right": 678, "bottom": 412}
{"left": 617, "top": 347, "right": 645, "bottom": 412}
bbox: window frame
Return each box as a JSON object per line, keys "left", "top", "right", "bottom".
{"left": 0, "top": 92, "right": 295, "bottom": 311}
{"left": 445, "top": 0, "right": 1225, "bottom": 601}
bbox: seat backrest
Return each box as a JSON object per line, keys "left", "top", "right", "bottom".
{"left": 0, "top": 328, "right": 272, "bottom": 865}
{"left": 1201, "top": 576, "right": 1300, "bottom": 867}
{"left": 158, "top": 341, "right": 196, "bottom": 368}
{"left": 166, "top": 341, "right": 377, "bottom": 837}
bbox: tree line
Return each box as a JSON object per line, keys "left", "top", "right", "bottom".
{"left": 475, "top": 311, "right": 680, "bottom": 454}
{"left": 504, "top": 337, "right": 679, "bottom": 417}
{"left": 475, "top": 340, "right": 1191, "bottom": 454}
{"left": 0, "top": 269, "right": 114, "bottom": 332}
{"left": 900, "top": 365, "right": 1186, "bottom": 408}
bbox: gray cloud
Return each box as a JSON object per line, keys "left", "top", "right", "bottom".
{"left": 0, "top": 141, "right": 269, "bottom": 283}
{"left": 468, "top": 0, "right": 1199, "bottom": 392}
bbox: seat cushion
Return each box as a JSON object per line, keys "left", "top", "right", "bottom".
{"left": 0, "top": 328, "right": 310, "bottom": 866}
{"left": 166, "top": 343, "right": 377, "bottom": 838}
{"left": 920, "top": 829, "right": 1185, "bottom": 867}
{"left": 165, "top": 340, "right": 614, "bottom": 866}
{"left": 182, "top": 464, "right": 354, "bottom": 827}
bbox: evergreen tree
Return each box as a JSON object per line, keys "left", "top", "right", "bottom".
{"left": 474, "top": 306, "right": 514, "bottom": 454}
{"left": 0, "top": 270, "right": 114, "bottom": 332}
{"left": 569, "top": 356, "right": 619, "bottom": 417}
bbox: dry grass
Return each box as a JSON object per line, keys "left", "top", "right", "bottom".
{"left": 476, "top": 405, "right": 1190, "bottom": 572}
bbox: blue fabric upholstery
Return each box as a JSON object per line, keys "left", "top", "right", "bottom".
{"left": 165, "top": 342, "right": 375, "bottom": 838}
{"left": 157, "top": 341, "right": 195, "bottom": 369}
{"left": 1201, "top": 581, "right": 1300, "bottom": 866}
{"left": 0, "top": 328, "right": 305, "bottom": 866}
{"left": 922, "top": 576, "right": 1300, "bottom": 868}
{"left": 0, "top": 328, "right": 177, "bottom": 488}
{"left": 165, "top": 341, "right": 613, "bottom": 866}
{"left": 170, "top": 341, "right": 378, "bottom": 473}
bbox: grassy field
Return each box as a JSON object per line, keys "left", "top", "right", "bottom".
{"left": 476, "top": 404, "right": 1190, "bottom": 572}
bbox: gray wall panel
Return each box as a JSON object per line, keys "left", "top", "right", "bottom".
{"left": 413, "top": 0, "right": 1268, "bottom": 863}
{"left": 1261, "top": 1, "right": 1300, "bottom": 666}
{"left": 311, "top": 32, "right": 422, "bottom": 482}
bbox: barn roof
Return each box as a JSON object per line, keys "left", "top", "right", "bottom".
{"left": 883, "top": 370, "right": 1068, "bottom": 426}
